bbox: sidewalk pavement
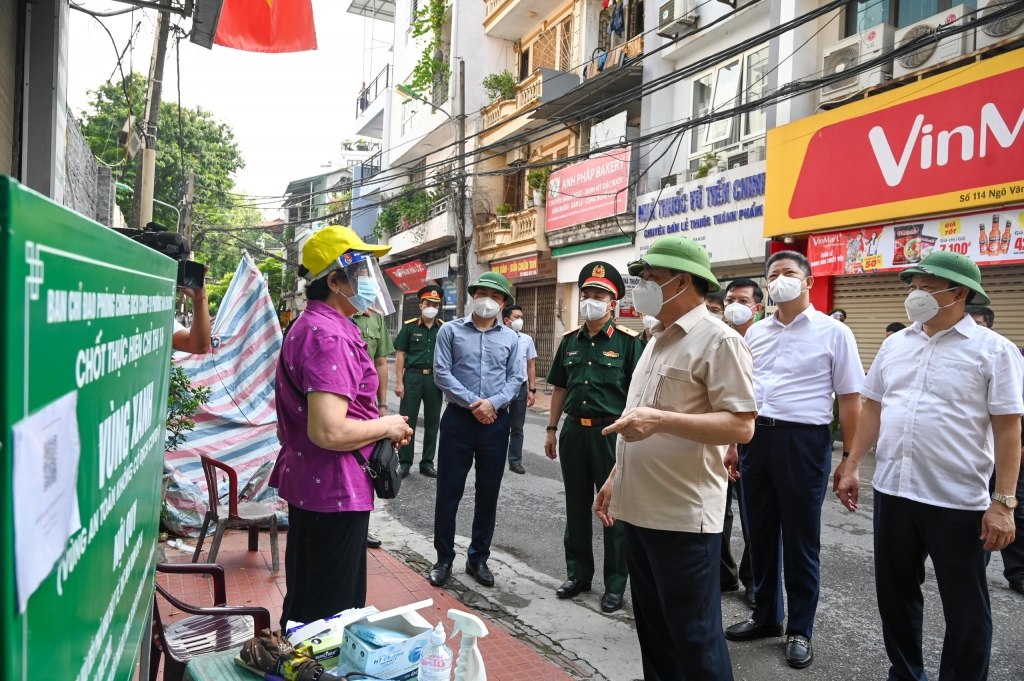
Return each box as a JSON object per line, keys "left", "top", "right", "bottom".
{"left": 153, "top": 528, "right": 576, "bottom": 681}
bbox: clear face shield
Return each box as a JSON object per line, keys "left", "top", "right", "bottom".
{"left": 308, "top": 251, "right": 396, "bottom": 315}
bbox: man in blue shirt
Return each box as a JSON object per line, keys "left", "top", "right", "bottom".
{"left": 430, "top": 271, "right": 526, "bottom": 588}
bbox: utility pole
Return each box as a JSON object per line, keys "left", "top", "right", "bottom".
{"left": 182, "top": 171, "right": 194, "bottom": 248}
{"left": 131, "top": 0, "right": 171, "bottom": 228}
{"left": 455, "top": 59, "right": 468, "bottom": 318}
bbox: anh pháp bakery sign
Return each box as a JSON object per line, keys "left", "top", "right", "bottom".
{"left": 634, "top": 161, "right": 767, "bottom": 267}
{"left": 807, "top": 204, "right": 1024, "bottom": 277}
{"left": 546, "top": 147, "right": 630, "bottom": 231}
{"left": 766, "top": 49, "right": 1024, "bottom": 237}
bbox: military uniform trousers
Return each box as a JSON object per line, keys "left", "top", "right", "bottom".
{"left": 398, "top": 370, "right": 442, "bottom": 470}
{"left": 559, "top": 419, "right": 628, "bottom": 594}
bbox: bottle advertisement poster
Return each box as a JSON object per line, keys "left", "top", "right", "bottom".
{"left": 807, "top": 205, "right": 1024, "bottom": 277}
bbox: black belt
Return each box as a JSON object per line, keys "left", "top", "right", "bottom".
{"left": 755, "top": 416, "right": 825, "bottom": 428}
{"left": 567, "top": 415, "right": 618, "bottom": 427}
{"left": 407, "top": 367, "right": 433, "bottom": 375}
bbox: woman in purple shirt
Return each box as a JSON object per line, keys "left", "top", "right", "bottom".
{"left": 271, "top": 226, "right": 412, "bottom": 629}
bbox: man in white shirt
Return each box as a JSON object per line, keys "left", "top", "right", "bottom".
{"left": 503, "top": 305, "right": 538, "bottom": 474}
{"left": 725, "top": 250, "right": 863, "bottom": 670}
{"left": 837, "top": 252, "right": 1022, "bottom": 680}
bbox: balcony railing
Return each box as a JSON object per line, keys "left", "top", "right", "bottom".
{"left": 356, "top": 64, "right": 390, "bottom": 118}
{"left": 475, "top": 206, "right": 539, "bottom": 253}
{"left": 484, "top": 0, "right": 508, "bottom": 20}
{"left": 481, "top": 69, "right": 543, "bottom": 130}
{"left": 360, "top": 149, "right": 382, "bottom": 179}
{"left": 394, "top": 195, "right": 452, "bottom": 234}
{"left": 578, "top": 34, "right": 644, "bottom": 79}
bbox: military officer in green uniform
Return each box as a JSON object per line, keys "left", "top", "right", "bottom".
{"left": 544, "top": 262, "right": 645, "bottom": 614}
{"left": 352, "top": 306, "right": 396, "bottom": 549}
{"left": 394, "top": 285, "right": 445, "bottom": 478}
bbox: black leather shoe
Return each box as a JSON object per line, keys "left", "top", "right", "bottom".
{"left": 428, "top": 563, "right": 452, "bottom": 587}
{"left": 466, "top": 561, "right": 494, "bottom": 587}
{"left": 721, "top": 580, "right": 740, "bottom": 593}
{"left": 600, "top": 593, "right": 624, "bottom": 613}
{"left": 555, "top": 579, "right": 592, "bottom": 598}
{"left": 366, "top": 535, "right": 382, "bottom": 549}
{"left": 1010, "top": 579, "right": 1024, "bottom": 596}
{"left": 785, "top": 635, "right": 813, "bottom": 669}
{"left": 400, "top": 466, "right": 411, "bottom": 479}
{"left": 509, "top": 463, "right": 526, "bottom": 474}
{"left": 725, "top": 618, "right": 785, "bottom": 641}
{"left": 420, "top": 465, "right": 437, "bottom": 478}
{"left": 745, "top": 586, "right": 756, "bottom": 609}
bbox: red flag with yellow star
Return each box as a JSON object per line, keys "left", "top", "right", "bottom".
{"left": 214, "top": 0, "right": 317, "bottom": 53}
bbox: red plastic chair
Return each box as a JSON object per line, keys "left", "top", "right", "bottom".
{"left": 150, "top": 563, "right": 271, "bottom": 681}
{"left": 193, "top": 454, "right": 280, "bottom": 571}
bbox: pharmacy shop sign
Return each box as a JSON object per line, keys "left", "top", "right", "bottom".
{"left": 634, "top": 161, "right": 767, "bottom": 268}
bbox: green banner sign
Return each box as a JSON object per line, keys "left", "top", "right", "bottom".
{"left": 0, "top": 177, "right": 176, "bottom": 681}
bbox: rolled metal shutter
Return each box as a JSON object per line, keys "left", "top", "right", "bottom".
{"left": 835, "top": 265, "right": 1024, "bottom": 371}
{"left": 0, "top": 0, "right": 16, "bottom": 176}
{"left": 833, "top": 275, "right": 910, "bottom": 371}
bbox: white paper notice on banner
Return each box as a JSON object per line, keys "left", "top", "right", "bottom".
{"left": 13, "top": 391, "right": 82, "bottom": 612}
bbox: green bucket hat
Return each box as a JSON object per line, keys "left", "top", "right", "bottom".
{"left": 469, "top": 271, "right": 515, "bottom": 304}
{"left": 627, "top": 236, "right": 721, "bottom": 293}
{"left": 898, "top": 251, "right": 989, "bottom": 305}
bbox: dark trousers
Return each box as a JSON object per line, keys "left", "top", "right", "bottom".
{"left": 398, "top": 371, "right": 442, "bottom": 470}
{"left": 721, "top": 479, "right": 752, "bottom": 589}
{"left": 624, "top": 522, "right": 734, "bottom": 681}
{"left": 558, "top": 420, "right": 628, "bottom": 594}
{"left": 434, "top": 404, "right": 511, "bottom": 566}
{"left": 280, "top": 505, "right": 370, "bottom": 629}
{"left": 874, "top": 491, "right": 991, "bottom": 681}
{"left": 506, "top": 382, "right": 529, "bottom": 466}
{"left": 739, "top": 423, "right": 832, "bottom": 639}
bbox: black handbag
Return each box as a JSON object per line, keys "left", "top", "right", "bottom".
{"left": 352, "top": 439, "right": 402, "bottom": 500}
{"left": 280, "top": 362, "right": 401, "bottom": 500}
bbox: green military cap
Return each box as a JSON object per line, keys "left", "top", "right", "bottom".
{"left": 468, "top": 271, "right": 515, "bottom": 304}
{"left": 578, "top": 261, "right": 626, "bottom": 300}
{"left": 899, "top": 251, "right": 990, "bottom": 305}
{"left": 627, "top": 235, "right": 721, "bottom": 293}
{"left": 418, "top": 284, "right": 443, "bottom": 303}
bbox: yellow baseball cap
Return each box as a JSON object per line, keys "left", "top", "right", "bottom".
{"left": 301, "top": 225, "right": 392, "bottom": 279}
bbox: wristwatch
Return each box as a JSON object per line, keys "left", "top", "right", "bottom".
{"left": 992, "top": 492, "right": 1019, "bottom": 509}
{"left": 529, "top": 388, "right": 537, "bottom": 394}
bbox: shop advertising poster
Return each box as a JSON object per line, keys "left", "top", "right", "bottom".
{"left": 546, "top": 147, "right": 631, "bottom": 232}
{"left": 383, "top": 260, "right": 430, "bottom": 293}
{"left": 634, "top": 161, "right": 767, "bottom": 269}
{"left": 0, "top": 178, "right": 176, "bottom": 681}
{"left": 807, "top": 205, "right": 1024, "bottom": 277}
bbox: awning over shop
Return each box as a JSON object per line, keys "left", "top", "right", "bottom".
{"left": 531, "top": 65, "right": 642, "bottom": 121}
{"left": 553, "top": 236, "right": 635, "bottom": 284}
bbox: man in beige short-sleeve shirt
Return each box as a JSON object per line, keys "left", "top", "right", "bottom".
{"left": 596, "top": 236, "right": 757, "bottom": 681}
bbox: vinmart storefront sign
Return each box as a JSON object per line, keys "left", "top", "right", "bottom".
{"left": 634, "top": 161, "right": 767, "bottom": 268}
{"left": 766, "top": 49, "right": 1024, "bottom": 237}
{"left": 807, "top": 204, "right": 1024, "bottom": 277}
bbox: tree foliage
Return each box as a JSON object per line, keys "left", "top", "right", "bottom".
{"left": 166, "top": 364, "right": 211, "bottom": 451}
{"left": 408, "top": 0, "right": 450, "bottom": 97}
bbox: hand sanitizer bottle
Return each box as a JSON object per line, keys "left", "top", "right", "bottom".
{"left": 418, "top": 623, "right": 453, "bottom": 681}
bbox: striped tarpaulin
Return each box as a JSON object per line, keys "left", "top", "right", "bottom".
{"left": 163, "top": 254, "right": 286, "bottom": 536}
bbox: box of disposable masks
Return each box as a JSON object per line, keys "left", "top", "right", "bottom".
{"left": 339, "top": 599, "right": 434, "bottom": 679}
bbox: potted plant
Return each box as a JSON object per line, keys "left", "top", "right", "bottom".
{"left": 526, "top": 167, "right": 550, "bottom": 206}
{"left": 482, "top": 69, "right": 517, "bottom": 103}
{"left": 495, "top": 203, "right": 514, "bottom": 225}
{"left": 695, "top": 152, "right": 721, "bottom": 179}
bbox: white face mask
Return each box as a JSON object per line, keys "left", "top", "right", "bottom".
{"left": 904, "top": 287, "right": 958, "bottom": 323}
{"left": 724, "top": 302, "right": 755, "bottom": 325}
{"left": 710, "top": 312, "right": 724, "bottom": 321}
{"left": 472, "top": 296, "right": 501, "bottom": 319}
{"left": 642, "top": 314, "right": 660, "bottom": 331}
{"left": 767, "top": 275, "right": 805, "bottom": 303}
{"left": 580, "top": 298, "right": 610, "bottom": 322}
{"left": 632, "top": 275, "right": 686, "bottom": 317}
{"left": 510, "top": 318, "right": 524, "bottom": 332}
{"left": 422, "top": 306, "right": 439, "bottom": 319}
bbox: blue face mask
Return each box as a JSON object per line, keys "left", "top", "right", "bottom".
{"left": 346, "top": 276, "right": 380, "bottom": 313}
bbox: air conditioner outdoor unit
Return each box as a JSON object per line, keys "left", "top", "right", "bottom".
{"left": 657, "top": 0, "right": 697, "bottom": 39}
{"left": 893, "top": 5, "right": 975, "bottom": 78}
{"left": 820, "top": 24, "right": 895, "bottom": 100}
{"left": 975, "top": 0, "right": 1024, "bottom": 49}
{"left": 506, "top": 146, "right": 528, "bottom": 165}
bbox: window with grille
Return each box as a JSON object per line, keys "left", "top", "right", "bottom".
{"left": 559, "top": 17, "right": 573, "bottom": 71}
{"left": 519, "top": 48, "right": 531, "bottom": 81}
{"left": 532, "top": 27, "right": 557, "bottom": 71}
{"left": 503, "top": 168, "right": 525, "bottom": 213}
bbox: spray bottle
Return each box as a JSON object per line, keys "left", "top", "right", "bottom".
{"left": 448, "top": 609, "right": 489, "bottom": 681}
